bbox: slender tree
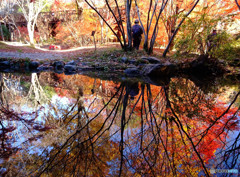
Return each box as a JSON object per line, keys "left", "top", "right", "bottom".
{"left": 0, "top": 0, "right": 19, "bottom": 41}
{"left": 125, "top": 0, "right": 133, "bottom": 49}
{"left": 161, "top": 0, "right": 184, "bottom": 51}
{"left": 83, "top": 0, "right": 133, "bottom": 51}
{"left": 135, "top": 0, "right": 169, "bottom": 54}
{"left": 236, "top": 0, "right": 240, "bottom": 10}
{"left": 0, "top": 25, "right": 4, "bottom": 41}
{"left": 163, "top": 0, "right": 200, "bottom": 57}
{"left": 148, "top": 0, "right": 169, "bottom": 54}
{"left": 16, "top": 0, "right": 53, "bottom": 45}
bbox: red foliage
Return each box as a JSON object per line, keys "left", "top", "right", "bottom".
{"left": 15, "top": 26, "right": 40, "bottom": 43}
{"left": 49, "top": 45, "right": 61, "bottom": 50}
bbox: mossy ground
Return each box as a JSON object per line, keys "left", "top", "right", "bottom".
{"left": 0, "top": 41, "right": 239, "bottom": 75}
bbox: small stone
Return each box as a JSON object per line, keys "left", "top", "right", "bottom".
{"left": 124, "top": 67, "right": 140, "bottom": 76}
{"left": 66, "top": 60, "right": 76, "bottom": 65}
{"left": 78, "top": 66, "right": 95, "bottom": 71}
{"left": 29, "top": 61, "right": 40, "bottom": 69}
{"left": 121, "top": 57, "right": 128, "bottom": 63}
{"left": 37, "top": 65, "right": 53, "bottom": 71}
{"left": 0, "top": 61, "right": 10, "bottom": 68}
{"left": 164, "top": 61, "right": 172, "bottom": 65}
{"left": 128, "top": 59, "right": 136, "bottom": 64}
{"left": 53, "top": 61, "right": 65, "bottom": 69}
{"left": 234, "top": 58, "right": 240, "bottom": 63}
{"left": 81, "top": 62, "right": 91, "bottom": 66}
{"left": 54, "top": 68, "right": 64, "bottom": 74}
{"left": 139, "top": 59, "right": 149, "bottom": 64}
{"left": 141, "top": 64, "right": 177, "bottom": 76}
{"left": 141, "top": 56, "right": 161, "bottom": 64}
{"left": 127, "top": 64, "right": 136, "bottom": 68}
{"left": 64, "top": 65, "right": 77, "bottom": 72}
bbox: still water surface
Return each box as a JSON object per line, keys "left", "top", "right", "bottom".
{"left": 0, "top": 72, "right": 239, "bottom": 176}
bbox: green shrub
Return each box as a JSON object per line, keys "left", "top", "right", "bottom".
{"left": 210, "top": 36, "right": 240, "bottom": 60}
{"left": 1, "top": 25, "right": 10, "bottom": 41}
{"left": 174, "top": 12, "right": 240, "bottom": 61}
{"left": 175, "top": 12, "right": 218, "bottom": 55}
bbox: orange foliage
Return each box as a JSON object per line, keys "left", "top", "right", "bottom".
{"left": 52, "top": 73, "right": 119, "bottom": 98}
{"left": 51, "top": 0, "right": 76, "bottom": 11}
{"left": 40, "top": 0, "right": 240, "bottom": 48}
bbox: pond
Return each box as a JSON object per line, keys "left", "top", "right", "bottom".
{"left": 0, "top": 72, "right": 239, "bottom": 176}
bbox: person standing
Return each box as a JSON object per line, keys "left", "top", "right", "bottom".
{"left": 207, "top": 29, "right": 218, "bottom": 52}
{"left": 131, "top": 19, "right": 143, "bottom": 50}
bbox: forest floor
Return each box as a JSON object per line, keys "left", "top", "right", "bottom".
{"left": 0, "top": 41, "right": 239, "bottom": 77}
{"left": 0, "top": 41, "right": 122, "bottom": 60}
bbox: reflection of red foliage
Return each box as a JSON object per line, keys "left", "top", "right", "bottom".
{"left": 171, "top": 94, "right": 239, "bottom": 164}
{"left": 55, "top": 87, "right": 71, "bottom": 98}
{"left": 178, "top": 102, "right": 240, "bottom": 163}
{"left": 130, "top": 79, "right": 240, "bottom": 175}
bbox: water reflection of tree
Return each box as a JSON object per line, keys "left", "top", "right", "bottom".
{"left": 0, "top": 73, "right": 24, "bottom": 106}
{"left": 31, "top": 78, "right": 239, "bottom": 176}
{"left": 0, "top": 73, "right": 56, "bottom": 175}
{"left": 1, "top": 75, "right": 239, "bottom": 176}
{"left": 26, "top": 73, "right": 50, "bottom": 107}
{"left": 0, "top": 73, "right": 25, "bottom": 161}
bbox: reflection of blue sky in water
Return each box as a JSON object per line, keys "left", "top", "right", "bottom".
{"left": 4, "top": 92, "right": 121, "bottom": 158}
{"left": 3, "top": 95, "right": 73, "bottom": 157}
{"left": 0, "top": 94, "right": 73, "bottom": 158}
{"left": 207, "top": 117, "right": 240, "bottom": 173}
{"left": 205, "top": 87, "right": 240, "bottom": 174}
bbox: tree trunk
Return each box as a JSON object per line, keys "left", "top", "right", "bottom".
{"left": 93, "top": 35, "right": 96, "bottom": 52}
{"left": 148, "top": 0, "right": 169, "bottom": 54}
{"left": 236, "top": 0, "right": 240, "bottom": 10}
{"left": 27, "top": 73, "right": 48, "bottom": 107}
{"left": 100, "top": 18, "right": 104, "bottom": 44}
{"left": 143, "top": 0, "right": 152, "bottom": 52}
{"left": 126, "top": 0, "right": 132, "bottom": 50}
{"left": 27, "top": 22, "right": 34, "bottom": 44}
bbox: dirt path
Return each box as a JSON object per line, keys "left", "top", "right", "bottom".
{"left": 0, "top": 42, "right": 119, "bottom": 60}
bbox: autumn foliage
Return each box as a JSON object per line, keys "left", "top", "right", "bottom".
{"left": 46, "top": 0, "right": 240, "bottom": 51}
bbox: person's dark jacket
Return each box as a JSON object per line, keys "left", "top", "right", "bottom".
{"left": 132, "top": 24, "right": 143, "bottom": 40}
